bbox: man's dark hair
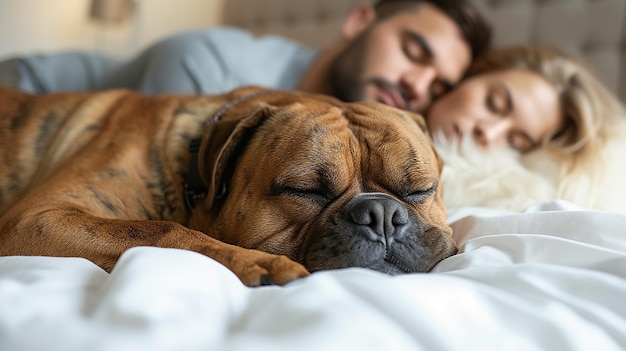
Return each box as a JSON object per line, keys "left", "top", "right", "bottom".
{"left": 373, "top": 0, "right": 492, "bottom": 60}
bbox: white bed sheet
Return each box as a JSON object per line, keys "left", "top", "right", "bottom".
{"left": 1, "top": 200, "right": 625, "bottom": 351}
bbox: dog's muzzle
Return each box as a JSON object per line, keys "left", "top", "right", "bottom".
{"left": 302, "top": 192, "right": 454, "bottom": 275}
{"left": 339, "top": 193, "right": 410, "bottom": 246}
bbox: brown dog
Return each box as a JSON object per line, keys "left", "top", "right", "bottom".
{"left": 0, "top": 86, "right": 455, "bottom": 286}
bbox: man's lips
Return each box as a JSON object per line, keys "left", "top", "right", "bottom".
{"left": 377, "top": 85, "right": 407, "bottom": 110}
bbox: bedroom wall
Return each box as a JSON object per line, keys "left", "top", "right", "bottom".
{"left": 0, "top": 0, "right": 225, "bottom": 60}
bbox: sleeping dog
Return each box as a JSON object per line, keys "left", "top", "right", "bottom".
{"left": 0, "top": 86, "right": 455, "bottom": 286}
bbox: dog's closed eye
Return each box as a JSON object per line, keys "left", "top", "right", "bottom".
{"left": 402, "top": 184, "right": 437, "bottom": 204}
{"left": 270, "top": 182, "right": 331, "bottom": 206}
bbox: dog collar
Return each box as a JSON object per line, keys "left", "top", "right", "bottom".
{"left": 184, "top": 90, "right": 271, "bottom": 211}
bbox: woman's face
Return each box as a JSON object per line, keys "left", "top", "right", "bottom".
{"left": 426, "top": 69, "right": 563, "bottom": 153}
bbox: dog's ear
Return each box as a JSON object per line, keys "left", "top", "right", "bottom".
{"left": 197, "top": 105, "right": 270, "bottom": 211}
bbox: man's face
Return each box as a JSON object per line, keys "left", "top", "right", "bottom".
{"left": 329, "top": 3, "right": 471, "bottom": 114}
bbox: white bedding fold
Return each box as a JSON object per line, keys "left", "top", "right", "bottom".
{"left": 1, "top": 200, "right": 625, "bottom": 351}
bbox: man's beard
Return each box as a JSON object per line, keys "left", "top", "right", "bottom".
{"left": 328, "top": 30, "right": 370, "bottom": 103}
{"left": 328, "top": 30, "right": 409, "bottom": 108}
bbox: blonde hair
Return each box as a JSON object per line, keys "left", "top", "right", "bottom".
{"left": 466, "top": 45, "right": 626, "bottom": 206}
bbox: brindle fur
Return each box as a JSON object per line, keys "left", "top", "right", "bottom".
{"left": 0, "top": 86, "right": 455, "bottom": 286}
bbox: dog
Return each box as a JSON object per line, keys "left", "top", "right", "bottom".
{"left": 0, "top": 86, "right": 455, "bottom": 286}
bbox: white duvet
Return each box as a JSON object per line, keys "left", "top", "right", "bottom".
{"left": 1, "top": 200, "right": 625, "bottom": 351}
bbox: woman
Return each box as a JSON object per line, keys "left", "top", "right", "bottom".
{"left": 426, "top": 45, "right": 626, "bottom": 212}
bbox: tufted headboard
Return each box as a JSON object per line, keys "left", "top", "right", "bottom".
{"left": 221, "top": 0, "right": 626, "bottom": 103}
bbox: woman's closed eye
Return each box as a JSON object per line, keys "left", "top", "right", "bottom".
{"left": 485, "top": 82, "right": 538, "bottom": 152}
{"left": 486, "top": 83, "right": 512, "bottom": 116}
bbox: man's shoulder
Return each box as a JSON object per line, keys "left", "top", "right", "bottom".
{"left": 162, "top": 26, "right": 311, "bottom": 63}
{"left": 166, "top": 26, "right": 301, "bottom": 47}
{"left": 142, "top": 26, "right": 317, "bottom": 92}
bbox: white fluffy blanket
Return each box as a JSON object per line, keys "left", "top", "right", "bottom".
{"left": 436, "top": 134, "right": 626, "bottom": 213}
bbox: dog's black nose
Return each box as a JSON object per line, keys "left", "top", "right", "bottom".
{"left": 341, "top": 193, "right": 409, "bottom": 243}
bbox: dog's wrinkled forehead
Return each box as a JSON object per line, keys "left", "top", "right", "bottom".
{"left": 343, "top": 101, "right": 430, "bottom": 140}
{"left": 271, "top": 97, "right": 432, "bottom": 149}
{"left": 221, "top": 87, "right": 429, "bottom": 136}
{"left": 255, "top": 94, "right": 440, "bottom": 174}
{"left": 250, "top": 92, "right": 426, "bottom": 133}
{"left": 217, "top": 87, "right": 438, "bottom": 170}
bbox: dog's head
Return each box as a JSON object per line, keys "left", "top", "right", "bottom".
{"left": 190, "top": 87, "right": 455, "bottom": 274}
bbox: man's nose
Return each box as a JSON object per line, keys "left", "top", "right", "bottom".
{"left": 473, "top": 119, "right": 511, "bottom": 148}
{"left": 401, "top": 66, "right": 437, "bottom": 111}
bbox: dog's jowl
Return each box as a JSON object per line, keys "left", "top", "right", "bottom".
{"left": 0, "top": 86, "right": 456, "bottom": 286}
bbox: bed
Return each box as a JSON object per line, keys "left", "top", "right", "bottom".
{"left": 2, "top": 1, "right": 626, "bottom": 350}
{"left": 1, "top": 200, "right": 625, "bottom": 350}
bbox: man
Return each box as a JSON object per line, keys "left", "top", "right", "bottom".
{"left": 0, "top": 0, "right": 491, "bottom": 113}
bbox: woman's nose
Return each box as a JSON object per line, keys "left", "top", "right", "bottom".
{"left": 472, "top": 119, "right": 511, "bottom": 148}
